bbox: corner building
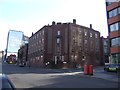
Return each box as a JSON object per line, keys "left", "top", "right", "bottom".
{"left": 106, "top": 1, "right": 120, "bottom": 64}
{"left": 27, "top": 20, "right": 101, "bottom": 68}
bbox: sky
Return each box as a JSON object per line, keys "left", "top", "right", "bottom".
{"left": 0, "top": 0, "right": 109, "bottom": 51}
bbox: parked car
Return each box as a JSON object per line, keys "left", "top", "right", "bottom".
{"left": 17, "top": 59, "right": 25, "bottom": 67}
{"left": 104, "top": 64, "right": 120, "bottom": 72}
{"left": 18, "top": 63, "right": 25, "bottom": 67}
{"left": 0, "top": 73, "right": 15, "bottom": 90}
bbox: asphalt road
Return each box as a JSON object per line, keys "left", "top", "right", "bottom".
{"left": 2, "top": 62, "right": 119, "bottom": 88}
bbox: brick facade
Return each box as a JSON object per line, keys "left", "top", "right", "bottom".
{"left": 106, "top": 1, "right": 120, "bottom": 64}
{"left": 27, "top": 19, "right": 101, "bottom": 68}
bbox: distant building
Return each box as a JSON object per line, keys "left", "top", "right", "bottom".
{"left": 21, "top": 35, "right": 29, "bottom": 46}
{"left": 0, "top": 51, "right": 4, "bottom": 60}
{"left": 100, "top": 36, "right": 110, "bottom": 65}
{"left": 5, "top": 30, "right": 23, "bottom": 58}
{"left": 18, "top": 43, "right": 28, "bottom": 66}
{"left": 27, "top": 19, "right": 101, "bottom": 68}
{"left": 5, "top": 30, "right": 29, "bottom": 60}
{"left": 106, "top": 0, "right": 120, "bottom": 64}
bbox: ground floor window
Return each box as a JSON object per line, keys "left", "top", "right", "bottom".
{"left": 111, "top": 53, "right": 120, "bottom": 64}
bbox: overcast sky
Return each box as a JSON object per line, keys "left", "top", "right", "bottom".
{"left": 0, "top": 0, "right": 109, "bottom": 51}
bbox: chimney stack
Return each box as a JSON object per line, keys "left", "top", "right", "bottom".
{"left": 32, "top": 32, "right": 34, "bottom": 36}
{"left": 73, "top": 19, "right": 76, "bottom": 24}
{"left": 52, "top": 21, "right": 55, "bottom": 25}
{"left": 57, "top": 22, "right": 62, "bottom": 25}
{"left": 90, "top": 24, "right": 92, "bottom": 29}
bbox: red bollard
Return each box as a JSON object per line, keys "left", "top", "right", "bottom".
{"left": 84, "top": 65, "right": 89, "bottom": 75}
{"left": 89, "top": 65, "right": 93, "bottom": 75}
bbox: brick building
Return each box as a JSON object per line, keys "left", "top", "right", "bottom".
{"left": 18, "top": 44, "right": 28, "bottom": 66}
{"left": 106, "top": 1, "right": 120, "bottom": 64}
{"left": 27, "top": 19, "right": 101, "bottom": 68}
{"left": 100, "top": 36, "right": 110, "bottom": 65}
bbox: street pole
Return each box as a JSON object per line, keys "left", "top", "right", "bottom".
{"left": 5, "top": 31, "right": 10, "bottom": 60}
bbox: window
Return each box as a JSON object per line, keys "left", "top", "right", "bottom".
{"left": 118, "top": 7, "right": 120, "bottom": 14}
{"left": 109, "top": 11, "right": 113, "bottom": 18}
{"left": 113, "top": 8, "right": 117, "bottom": 16}
{"left": 85, "top": 40, "right": 87, "bottom": 44}
{"left": 106, "top": 2, "right": 114, "bottom": 6}
{"left": 95, "top": 34, "right": 97, "bottom": 38}
{"left": 37, "top": 34, "right": 39, "bottom": 38}
{"left": 104, "top": 47, "right": 108, "bottom": 53}
{"left": 111, "top": 37, "right": 120, "bottom": 47}
{"left": 78, "top": 31, "right": 82, "bottom": 46}
{"left": 58, "top": 31, "right": 60, "bottom": 35}
{"left": 115, "top": 23, "right": 119, "bottom": 30}
{"left": 62, "top": 56, "right": 64, "bottom": 61}
{"left": 104, "top": 41, "right": 107, "bottom": 46}
{"left": 57, "top": 38, "right": 60, "bottom": 43}
{"left": 90, "top": 41, "right": 93, "bottom": 45}
{"left": 41, "top": 38, "right": 44, "bottom": 44}
{"left": 108, "top": 7, "right": 120, "bottom": 18}
{"left": 79, "top": 39, "right": 82, "bottom": 43}
{"left": 84, "top": 32, "right": 87, "bottom": 36}
{"left": 90, "top": 33, "right": 92, "bottom": 37}
{"left": 35, "top": 35, "right": 36, "bottom": 40}
{"left": 112, "top": 53, "right": 120, "bottom": 64}
{"left": 42, "top": 39, "right": 44, "bottom": 44}
{"left": 79, "top": 30, "right": 82, "bottom": 36}
{"left": 110, "top": 22, "right": 119, "bottom": 32}
{"left": 42, "top": 31, "right": 44, "bottom": 35}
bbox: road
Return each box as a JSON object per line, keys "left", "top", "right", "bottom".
{"left": 2, "top": 62, "right": 119, "bottom": 89}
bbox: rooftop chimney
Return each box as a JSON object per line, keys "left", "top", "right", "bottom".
{"left": 32, "top": 32, "right": 34, "bottom": 36}
{"left": 73, "top": 19, "right": 76, "bottom": 24}
{"left": 52, "top": 21, "right": 55, "bottom": 25}
{"left": 57, "top": 22, "right": 62, "bottom": 25}
{"left": 90, "top": 24, "right": 92, "bottom": 29}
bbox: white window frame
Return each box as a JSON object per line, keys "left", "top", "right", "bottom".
{"left": 58, "top": 31, "right": 60, "bottom": 35}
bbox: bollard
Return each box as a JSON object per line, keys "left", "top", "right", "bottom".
{"left": 89, "top": 65, "right": 93, "bottom": 75}
{"left": 84, "top": 65, "right": 89, "bottom": 75}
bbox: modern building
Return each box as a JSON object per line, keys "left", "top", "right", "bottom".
{"left": 100, "top": 36, "right": 110, "bottom": 65}
{"left": 5, "top": 30, "right": 23, "bottom": 58}
{"left": 5, "top": 30, "right": 29, "bottom": 61}
{"left": 27, "top": 19, "right": 101, "bottom": 68}
{"left": 106, "top": 0, "right": 120, "bottom": 64}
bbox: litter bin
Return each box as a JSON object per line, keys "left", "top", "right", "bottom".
{"left": 89, "top": 65, "right": 93, "bottom": 75}
{"left": 84, "top": 65, "right": 89, "bottom": 75}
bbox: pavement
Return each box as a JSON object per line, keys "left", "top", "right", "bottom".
{"left": 31, "top": 66, "right": 119, "bottom": 83}
{"left": 62, "top": 66, "right": 120, "bottom": 83}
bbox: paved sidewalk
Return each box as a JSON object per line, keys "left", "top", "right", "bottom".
{"left": 90, "top": 72, "right": 119, "bottom": 82}
{"left": 66, "top": 67, "right": 119, "bottom": 83}
{"left": 55, "top": 70, "right": 119, "bottom": 83}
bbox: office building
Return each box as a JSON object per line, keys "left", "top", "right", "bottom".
{"left": 106, "top": 0, "right": 120, "bottom": 64}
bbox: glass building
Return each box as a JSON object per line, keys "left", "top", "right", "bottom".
{"left": 6, "top": 30, "right": 23, "bottom": 57}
